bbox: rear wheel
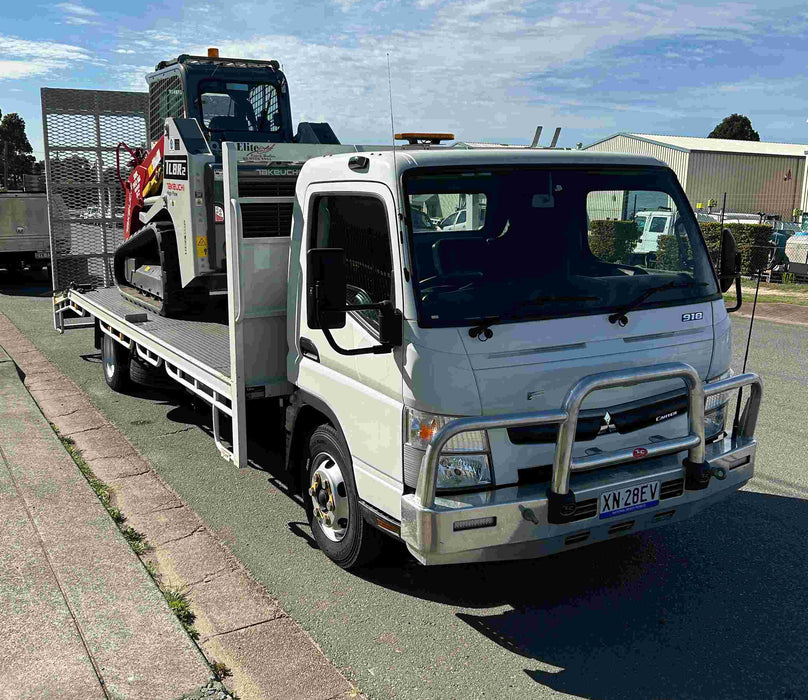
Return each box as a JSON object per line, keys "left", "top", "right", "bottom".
{"left": 101, "top": 333, "right": 130, "bottom": 392}
{"left": 305, "top": 424, "right": 384, "bottom": 569}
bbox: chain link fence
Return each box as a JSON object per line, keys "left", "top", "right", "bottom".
{"left": 589, "top": 189, "right": 808, "bottom": 282}
{"left": 691, "top": 193, "right": 807, "bottom": 281}
{"left": 41, "top": 88, "right": 148, "bottom": 291}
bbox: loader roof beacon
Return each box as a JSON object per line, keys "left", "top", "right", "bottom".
{"left": 114, "top": 47, "right": 342, "bottom": 317}
{"left": 55, "top": 140, "right": 764, "bottom": 570}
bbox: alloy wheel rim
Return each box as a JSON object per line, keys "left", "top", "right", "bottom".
{"left": 309, "top": 452, "right": 349, "bottom": 542}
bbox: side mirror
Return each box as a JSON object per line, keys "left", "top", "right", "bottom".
{"left": 378, "top": 301, "right": 403, "bottom": 347}
{"left": 307, "top": 248, "right": 346, "bottom": 329}
{"left": 719, "top": 227, "right": 738, "bottom": 293}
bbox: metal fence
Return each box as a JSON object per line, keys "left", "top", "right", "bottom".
{"left": 41, "top": 88, "right": 148, "bottom": 291}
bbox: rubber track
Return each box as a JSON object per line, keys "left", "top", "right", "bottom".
{"left": 114, "top": 221, "right": 206, "bottom": 317}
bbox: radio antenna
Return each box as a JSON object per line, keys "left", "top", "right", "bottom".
{"left": 387, "top": 53, "right": 402, "bottom": 217}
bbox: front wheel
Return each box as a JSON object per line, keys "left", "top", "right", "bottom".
{"left": 305, "top": 424, "right": 384, "bottom": 569}
{"left": 101, "top": 333, "right": 130, "bottom": 392}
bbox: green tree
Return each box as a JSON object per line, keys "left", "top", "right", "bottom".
{"left": 0, "top": 111, "right": 36, "bottom": 189}
{"left": 708, "top": 114, "right": 760, "bottom": 141}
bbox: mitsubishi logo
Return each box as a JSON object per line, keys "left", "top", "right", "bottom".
{"left": 603, "top": 411, "right": 612, "bottom": 426}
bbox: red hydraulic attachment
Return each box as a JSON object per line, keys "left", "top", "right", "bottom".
{"left": 116, "top": 137, "right": 164, "bottom": 241}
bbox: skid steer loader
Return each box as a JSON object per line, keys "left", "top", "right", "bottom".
{"left": 114, "top": 48, "right": 343, "bottom": 316}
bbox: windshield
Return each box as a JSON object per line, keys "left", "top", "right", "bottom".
{"left": 404, "top": 166, "right": 719, "bottom": 328}
{"left": 199, "top": 80, "right": 281, "bottom": 133}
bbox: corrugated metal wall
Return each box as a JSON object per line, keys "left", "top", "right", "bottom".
{"left": 686, "top": 151, "right": 804, "bottom": 221}
{"left": 584, "top": 135, "right": 690, "bottom": 188}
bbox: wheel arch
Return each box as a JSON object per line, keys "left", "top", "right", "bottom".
{"left": 286, "top": 391, "right": 352, "bottom": 495}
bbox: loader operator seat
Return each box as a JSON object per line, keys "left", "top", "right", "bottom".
{"left": 207, "top": 115, "right": 249, "bottom": 132}
{"left": 205, "top": 94, "right": 257, "bottom": 133}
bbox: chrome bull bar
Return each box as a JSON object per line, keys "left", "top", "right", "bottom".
{"left": 415, "top": 362, "right": 762, "bottom": 523}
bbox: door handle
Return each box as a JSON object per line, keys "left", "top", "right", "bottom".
{"left": 299, "top": 337, "right": 319, "bottom": 362}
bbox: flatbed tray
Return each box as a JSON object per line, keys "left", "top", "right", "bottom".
{"left": 66, "top": 286, "right": 231, "bottom": 382}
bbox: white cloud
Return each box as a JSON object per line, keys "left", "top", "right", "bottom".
{"left": 110, "top": 64, "right": 152, "bottom": 91}
{"left": 0, "top": 34, "right": 93, "bottom": 80}
{"left": 56, "top": 2, "right": 101, "bottom": 25}
{"left": 99, "top": 0, "right": 765, "bottom": 143}
{"left": 55, "top": 2, "right": 99, "bottom": 16}
{"left": 0, "top": 60, "right": 56, "bottom": 80}
{"left": 114, "top": 48, "right": 137, "bottom": 54}
{"left": 333, "top": 0, "right": 362, "bottom": 10}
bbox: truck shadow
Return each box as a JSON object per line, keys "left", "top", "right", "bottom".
{"left": 0, "top": 268, "right": 52, "bottom": 297}
{"left": 361, "top": 490, "right": 807, "bottom": 700}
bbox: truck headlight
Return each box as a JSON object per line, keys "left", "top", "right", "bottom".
{"left": 404, "top": 408, "right": 492, "bottom": 490}
{"left": 705, "top": 369, "right": 733, "bottom": 437}
{"left": 437, "top": 454, "right": 491, "bottom": 490}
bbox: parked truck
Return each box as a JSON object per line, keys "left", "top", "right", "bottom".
{"left": 54, "top": 138, "right": 762, "bottom": 569}
{"left": 0, "top": 192, "right": 50, "bottom": 271}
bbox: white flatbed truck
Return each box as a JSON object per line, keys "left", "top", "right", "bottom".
{"left": 54, "top": 141, "right": 762, "bottom": 569}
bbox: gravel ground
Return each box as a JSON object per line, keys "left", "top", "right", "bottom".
{"left": 2, "top": 272, "right": 807, "bottom": 700}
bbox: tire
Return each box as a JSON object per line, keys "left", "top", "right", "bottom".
{"left": 101, "top": 333, "right": 130, "bottom": 392}
{"left": 129, "top": 356, "right": 173, "bottom": 390}
{"left": 304, "top": 424, "right": 384, "bottom": 569}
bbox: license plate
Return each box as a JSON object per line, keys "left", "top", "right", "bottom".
{"left": 35, "top": 250, "right": 50, "bottom": 259}
{"left": 599, "top": 481, "right": 660, "bottom": 519}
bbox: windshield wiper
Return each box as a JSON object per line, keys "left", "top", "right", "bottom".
{"left": 608, "top": 280, "right": 709, "bottom": 326}
{"left": 468, "top": 294, "right": 598, "bottom": 339}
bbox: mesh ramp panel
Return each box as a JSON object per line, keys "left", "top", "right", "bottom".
{"left": 41, "top": 88, "right": 148, "bottom": 291}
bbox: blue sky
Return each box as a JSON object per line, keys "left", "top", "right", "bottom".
{"left": 2, "top": 0, "right": 808, "bottom": 159}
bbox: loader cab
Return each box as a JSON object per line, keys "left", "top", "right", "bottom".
{"left": 146, "top": 53, "right": 296, "bottom": 151}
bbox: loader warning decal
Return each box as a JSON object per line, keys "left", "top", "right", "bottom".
{"left": 165, "top": 156, "right": 188, "bottom": 180}
{"left": 196, "top": 236, "right": 208, "bottom": 258}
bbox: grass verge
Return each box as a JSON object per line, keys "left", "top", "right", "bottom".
{"left": 725, "top": 278, "right": 808, "bottom": 307}
{"left": 53, "top": 427, "right": 203, "bottom": 641}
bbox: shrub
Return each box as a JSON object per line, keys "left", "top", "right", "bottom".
{"left": 589, "top": 220, "right": 641, "bottom": 263}
{"left": 698, "top": 222, "right": 772, "bottom": 275}
{"left": 658, "top": 222, "right": 773, "bottom": 276}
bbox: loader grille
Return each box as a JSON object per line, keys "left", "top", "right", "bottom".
{"left": 240, "top": 202, "right": 294, "bottom": 238}
{"left": 238, "top": 177, "right": 296, "bottom": 198}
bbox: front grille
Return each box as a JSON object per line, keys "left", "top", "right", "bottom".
{"left": 565, "top": 530, "right": 590, "bottom": 545}
{"left": 609, "top": 520, "right": 635, "bottom": 535}
{"left": 238, "top": 177, "right": 296, "bottom": 198}
{"left": 568, "top": 497, "right": 598, "bottom": 521}
{"left": 240, "top": 202, "right": 293, "bottom": 238}
{"left": 660, "top": 477, "right": 685, "bottom": 500}
{"left": 508, "top": 390, "right": 688, "bottom": 445}
{"left": 518, "top": 464, "right": 553, "bottom": 484}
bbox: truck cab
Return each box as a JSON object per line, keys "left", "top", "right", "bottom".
{"left": 287, "top": 148, "right": 760, "bottom": 566}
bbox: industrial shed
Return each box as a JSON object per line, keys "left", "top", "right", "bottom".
{"left": 583, "top": 133, "right": 807, "bottom": 222}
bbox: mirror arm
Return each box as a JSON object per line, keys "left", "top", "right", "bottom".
{"left": 321, "top": 327, "right": 393, "bottom": 356}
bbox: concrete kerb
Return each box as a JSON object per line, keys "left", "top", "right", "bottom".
{"left": 0, "top": 309, "right": 364, "bottom": 700}
{"left": 0, "top": 341, "right": 213, "bottom": 700}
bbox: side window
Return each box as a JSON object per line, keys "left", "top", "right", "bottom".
{"left": 649, "top": 216, "right": 667, "bottom": 233}
{"left": 311, "top": 195, "right": 393, "bottom": 332}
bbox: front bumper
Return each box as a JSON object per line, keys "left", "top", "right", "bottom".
{"left": 401, "top": 436, "right": 755, "bottom": 565}
{"left": 400, "top": 362, "right": 762, "bottom": 565}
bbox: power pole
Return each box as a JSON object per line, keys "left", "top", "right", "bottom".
{"left": 2, "top": 141, "right": 8, "bottom": 190}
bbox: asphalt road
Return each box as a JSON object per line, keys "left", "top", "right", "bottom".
{"left": 2, "top": 270, "right": 807, "bottom": 700}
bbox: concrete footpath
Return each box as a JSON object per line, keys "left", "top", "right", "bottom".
{"left": 736, "top": 301, "right": 808, "bottom": 327}
{"left": 0, "top": 345, "right": 214, "bottom": 699}
{"left": 0, "top": 308, "right": 362, "bottom": 700}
